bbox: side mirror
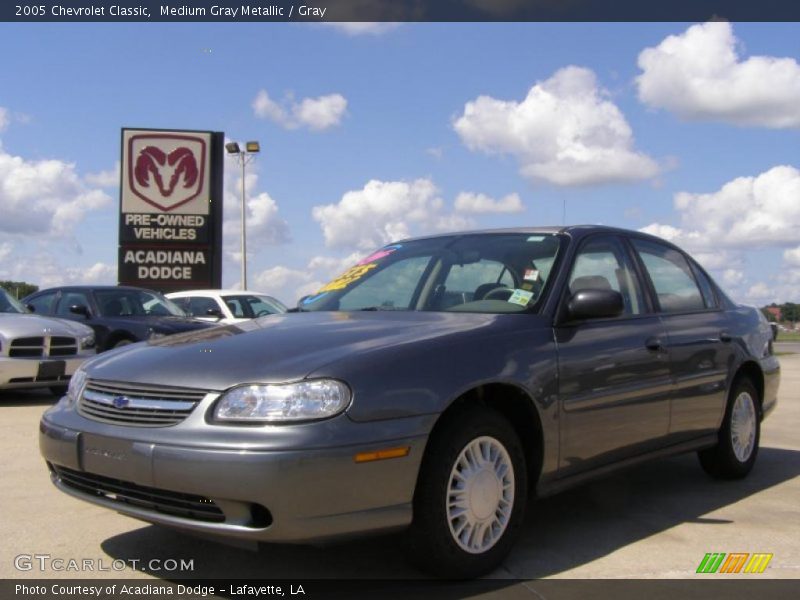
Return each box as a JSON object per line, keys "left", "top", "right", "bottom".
{"left": 69, "top": 304, "right": 91, "bottom": 318}
{"left": 567, "top": 289, "right": 624, "bottom": 321}
{"left": 25, "top": 303, "right": 35, "bottom": 313}
{"left": 206, "top": 307, "right": 224, "bottom": 320}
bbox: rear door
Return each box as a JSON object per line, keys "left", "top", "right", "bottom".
{"left": 629, "top": 238, "right": 733, "bottom": 441}
{"left": 555, "top": 235, "right": 672, "bottom": 475}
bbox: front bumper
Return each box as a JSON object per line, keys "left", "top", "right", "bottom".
{"left": 40, "top": 411, "right": 431, "bottom": 543}
{"left": 0, "top": 354, "right": 91, "bottom": 390}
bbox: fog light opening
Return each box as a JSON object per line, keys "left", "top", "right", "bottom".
{"left": 250, "top": 504, "right": 272, "bottom": 528}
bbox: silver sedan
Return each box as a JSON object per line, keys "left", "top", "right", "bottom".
{"left": 0, "top": 288, "right": 96, "bottom": 394}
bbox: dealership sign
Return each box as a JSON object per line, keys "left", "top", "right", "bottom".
{"left": 118, "top": 128, "right": 223, "bottom": 291}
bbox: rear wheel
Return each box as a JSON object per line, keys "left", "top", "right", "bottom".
{"left": 405, "top": 405, "right": 527, "bottom": 578}
{"left": 112, "top": 338, "right": 134, "bottom": 349}
{"left": 698, "top": 378, "right": 761, "bottom": 479}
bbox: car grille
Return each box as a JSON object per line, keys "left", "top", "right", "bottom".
{"left": 52, "top": 465, "right": 224, "bottom": 523}
{"left": 77, "top": 380, "right": 207, "bottom": 427}
{"left": 9, "top": 336, "right": 78, "bottom": 358}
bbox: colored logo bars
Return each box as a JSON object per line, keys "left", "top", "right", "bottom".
{"left": 696, "top": 553, "right": 773, "bottom": 574}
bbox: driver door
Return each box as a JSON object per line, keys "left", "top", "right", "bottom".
{"left": 555, "top": 235, "right": 672, "bottom": 475}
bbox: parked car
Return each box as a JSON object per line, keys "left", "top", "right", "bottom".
{"left": 1, "top": 287, "right": 95, "bottom": 394}
{"left": 24, "top": 285, "right": 215, "bottom": 352}
{"left": 39, "top": 226, "right": 779, "bottom": 577}
{"left": 166, "top": 289, "right": 287, "bottom": 324}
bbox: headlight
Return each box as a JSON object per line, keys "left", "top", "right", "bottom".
{"left": 213, "top": 379, "right": 351, "bottom": 423}
{"left": 64, "top": 366, "right": 88, "bottom": 407}
{"left": 80, "top": 334, "right": 95, "bottom": 350}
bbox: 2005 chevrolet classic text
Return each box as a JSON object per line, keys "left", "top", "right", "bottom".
{"left": 40, "top": 226, "right": 779, "bottom": 577}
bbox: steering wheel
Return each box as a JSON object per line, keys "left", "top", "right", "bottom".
{"left": 483, "top": 286, "right": 513, "bottom": 301}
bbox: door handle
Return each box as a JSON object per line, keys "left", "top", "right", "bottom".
{"left": 645, "top": 337, "right": 664, "bottom": 352}
{"left": 719, "top": 331, "right": 732, "bottom": 343}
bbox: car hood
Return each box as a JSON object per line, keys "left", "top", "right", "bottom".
{"left": 0, "top": 313, "right": 93, "bottom": 339}
{"left": 82, "top": 311, "right": 533, "bottom": 391}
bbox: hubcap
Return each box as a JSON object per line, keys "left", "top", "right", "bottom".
{"left": 731, "top": 391, "right": 756, "bottom": 463}
{"left": 446, "top": 436, "right": 515, "bottom": 554}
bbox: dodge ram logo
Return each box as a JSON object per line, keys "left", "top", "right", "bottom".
{"left": 127, "top": 134, "right": 207, "bottom": 212}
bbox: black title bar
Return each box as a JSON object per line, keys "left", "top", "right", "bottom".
{"left": 3, "top": 1, "right": 800, "bottom": 23}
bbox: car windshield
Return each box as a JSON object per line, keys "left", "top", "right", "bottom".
{"left": 0, "top": 289, "right": 28, "bottom": 314}
{"left": 300, "top": 233, "right": 564, "bottom": 314}
{"left": 221, "top": 294, "right": 288, "bottom": 318}
{"left": 95, "top": 289, "right": 187, "bottom": 317}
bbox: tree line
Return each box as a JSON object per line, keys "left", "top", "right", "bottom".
{"left": 0, "top": 280, "right": 39, "bottom": 299}
{"left": 761, "top": 303, "right": 800, "bottom": 324}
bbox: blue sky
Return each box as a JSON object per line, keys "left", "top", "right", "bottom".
{"left": 0, "top": 22, "right": 798, "bottom": 305}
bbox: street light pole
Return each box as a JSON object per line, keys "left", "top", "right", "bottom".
{"left": 225, "top": 141, "right": 260, "bottom": 291}
{"left": 240, "top": 154, "right": 247, "bottom": 290}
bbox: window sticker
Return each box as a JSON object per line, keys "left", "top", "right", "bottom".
{"left": 356, "top": 244, "right": 402, "bottom": 266}
{"left": 526, "top": 235, "right": 546, "bottom": 242}
{"left": 521, "top": 283, "right": 533, "bottom": 291}
{"left": 317, "top": 263, "right": 379, "bottom": 293}
{"left": 301, "top": 292, "right": 329, "bottom": 304}
{"left": 507, "top": 288, "right": 534, "bottom": 306}
{"left": 524, "top": 268, "right": 539, "bottom": 282}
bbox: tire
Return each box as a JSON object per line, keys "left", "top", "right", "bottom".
{"left": 405, "top": 405, "right": 528, "bottom": 578}
{"left": 112, "top": 338, "right": 134, "bottom": 349}
{"left": 698, "top": 378, "right": 761, "bottom": 479}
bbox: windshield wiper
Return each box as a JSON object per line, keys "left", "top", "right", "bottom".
{"left": 357, "top": 306, "right": 405, "bottom": 311}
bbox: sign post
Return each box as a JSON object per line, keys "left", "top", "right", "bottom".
{"left": 118, "top": 127, "right": 224, "bottom": 292}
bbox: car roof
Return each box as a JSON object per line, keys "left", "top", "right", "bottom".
{"left": 396, "top": 224, "right": 666, "bottom": 244}
{"left": 28, "top": 285, "right": 159, "bottom": 295}
{"left": 165, "top": 289, "right": 274, "bottom": 296}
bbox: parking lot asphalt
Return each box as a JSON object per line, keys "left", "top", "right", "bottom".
{"left": 1, "top": 354, "right": 798, "bottom": 585}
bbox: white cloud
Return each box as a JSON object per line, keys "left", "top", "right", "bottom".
{"left": 222, "top": 154, "right": 290, "bottom": 250}
{"left": 745, "top": 282, "right": 773, "bottom": 303}
{"left": 253, "top": 265, "right": 311, "bottom": 291}
{"left": 0, "top": 107, "right": 8, "bottom": 132}
{"left": 0, "top": 251, "right": 116, "bottom": 289}
{"left": 784, "top": 246, "right": 800, "bottom": 268}
{"left": 221, "top": 153, "right": 290, "bottom": 287}
{"left": 252, "top": 90, "right": 347, "bottom": 131}
{"left": 0, "top": 146, "right": 113, "bottom": 237}
{"left": 637, "top": 22, "right": 800, "bottom": 128}
{"left": 454, "top": 192, "right": 524, "bottom": 214}
{"left": 640, "top": 166, "right": 800, "bottom": 305}
{"left": 722, "top": 269, "right": 745, "bottom": 287}
{"left": 85, "top": 162, "right": 120, "bottom": 188}
{"left": 0, "top": 241, "right": 12, "bottom": 262}
{"left": 640, "top": 166, "right": 800, "bottom": 254}
{"left": 251, "top": 90, "right": 287, "bottom": 123}
{"left": 454, "top": 66, "right": 659, "bottom": 186}
{"left": 312, "top": 178, "right": 472, "bottom": 251}
{"left": 307, "top": 253, "right": 363, "bottom": 275}
{"left": 426, "top": 147, "right": 443, "bottom": 159}
{"left": 321, "top": 22, "right": 401, "bottom": 36}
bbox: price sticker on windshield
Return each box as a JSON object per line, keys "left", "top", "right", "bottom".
{"left": 507, "top": 289, "right": 534, "bottom": 306}
{"left": 317, "top": 263, "right": 379, "bottom": 293}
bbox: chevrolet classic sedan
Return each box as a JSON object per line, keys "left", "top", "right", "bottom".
{"left": 39, "top": 226, "right": 779, "bottom": 577}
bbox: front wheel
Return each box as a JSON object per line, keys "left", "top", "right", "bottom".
{"left": 405, "top": 406, "right": 527, "bottom": 578}
{"left": 698, "top": 378, "right": 761, "bottom": 479}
